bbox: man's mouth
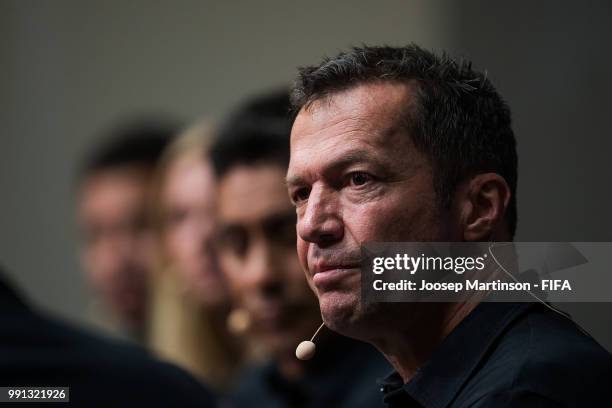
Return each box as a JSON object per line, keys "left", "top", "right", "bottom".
{"left": 312, "top": 262, "right": 361, "bottom": 291}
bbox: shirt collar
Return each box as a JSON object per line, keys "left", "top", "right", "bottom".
{"left": 264, "top": 334, "right": 377, "bottom": 405}
{"left": 380, "top": 301, "right": 535, "bottom": 408}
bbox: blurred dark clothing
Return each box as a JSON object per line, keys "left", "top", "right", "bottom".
{"left": 0, "top": 268, "right": 216, "bottom": 407}
{"left": 379, "top": 302, "right": 612, "bottom": 407}
{"left": 229, "top": 335, "right": 390, "bottom": 408}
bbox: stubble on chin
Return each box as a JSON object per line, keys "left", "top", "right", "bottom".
{"left": 318, "top": 290, "right": 382, "bottom": 341}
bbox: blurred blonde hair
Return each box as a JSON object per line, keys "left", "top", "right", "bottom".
{"left": 146, "top": 120, "right": 241, "bottom": 390}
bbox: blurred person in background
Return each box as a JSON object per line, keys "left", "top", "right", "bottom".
{"left": 211, "top": 89, "right": 390, "bottom": 408}
{"left": 77, "top": 118, "right": 177, "bottom": 341}
{"left": 147, "top": 121, "right": 243, "bottom": 391}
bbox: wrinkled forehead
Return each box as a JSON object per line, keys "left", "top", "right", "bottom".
{"left": 293, "top": 82, "right": 413, "bottom": 135}
{"left": 288, "top": 82, "right": 417, "bottom": 178}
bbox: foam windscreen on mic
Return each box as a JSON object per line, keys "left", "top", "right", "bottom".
{"left": 295, "top": 340, "right": 316, "bottom": 360}
{"left": 295, "top": 322, "right": 325, "bottom": 361}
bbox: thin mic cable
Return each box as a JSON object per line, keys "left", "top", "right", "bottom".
{"left": 487, "top": 242, "right": 592, "bottom": 338}
{"left": 309, "top": 322, "right": 325, "bottom": 341}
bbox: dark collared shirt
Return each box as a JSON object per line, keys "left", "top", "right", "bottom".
{"left": 230, "top": 334, "right": 391, "bottom": 408}
{"left": 379, "top": 302, "right": 612, "bottom": 407}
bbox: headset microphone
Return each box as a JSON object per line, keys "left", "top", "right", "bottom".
{"left": 295, "top": 322, "right": 326, "bottom": 360}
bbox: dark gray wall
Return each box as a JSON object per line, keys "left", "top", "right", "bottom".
{"left": 448, "top": 1, "right": 612, "bottom": 348}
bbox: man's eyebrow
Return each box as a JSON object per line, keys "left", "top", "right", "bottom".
{"left": 328, "top": 150, "right": 379, "bottom": 170}
{"left": 285, "top": 149, "right": 380, "bottom": 187}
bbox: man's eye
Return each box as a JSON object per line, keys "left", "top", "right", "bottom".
{"left": 291, "top": 187, "right": 311, "bottom": 204}
{"left": 349, "top": 172, "right": 373, "bottom": 186}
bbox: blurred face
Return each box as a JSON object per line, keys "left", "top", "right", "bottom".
{"left": 160, "top": 154, "right": 228, "bottom": 308}
{"left": 78, "top": 166, "right": 153, "bottom": 327}
{"left": 216, "top": 164, "right": 320, "bottom": 355}
{"left": 287, "top": 82, "right": 456, "bottom": 339}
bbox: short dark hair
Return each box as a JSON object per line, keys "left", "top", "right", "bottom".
{"left": 81, "top": 117, "right": 178, "bottom": 180}
{"left": 211, "top": 88, "right": 292, "bottom": 179}
{"left": 291, "top": 44, "right": 518, "bottom": 237}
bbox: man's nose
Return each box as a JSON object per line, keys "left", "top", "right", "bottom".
{"left": 297, "top": 184, "right": 343, "bottom": 247}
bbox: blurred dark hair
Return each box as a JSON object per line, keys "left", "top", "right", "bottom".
{"left": 80, "top": 117, "right": 179, "bottom": 180}
{"left": 290, "top": 44, "right": 518, "bottom": 237}
{"left": 210, "top": 88, "right": 292, "bottom": 179}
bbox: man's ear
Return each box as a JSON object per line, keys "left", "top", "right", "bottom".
{"left": 455, "top": 173, "right": 511, "bottom": 241}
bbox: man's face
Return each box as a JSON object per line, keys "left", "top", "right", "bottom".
{"left": 287, "top": 82, "right": 456, "bottom": 338}
{"left": 216, "top": 164, "right": 320, "bottom": 355}
{"left": 78, "top": 166, "right": 153, "bottom": 328}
